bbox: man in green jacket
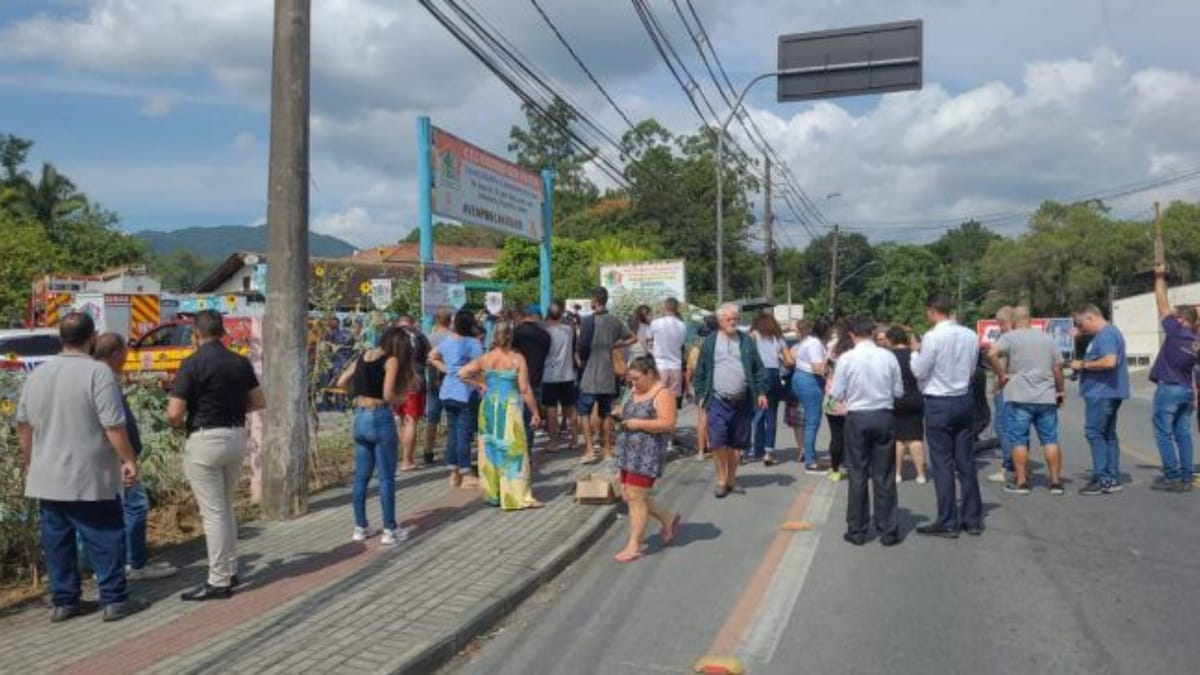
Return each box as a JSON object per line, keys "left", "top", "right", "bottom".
{"left": 693, "top": 304, "right": 770, "bottom": 498}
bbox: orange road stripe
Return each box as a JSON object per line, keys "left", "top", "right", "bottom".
{"left": 706, "top": 478, "right": 817, "bottom": 657}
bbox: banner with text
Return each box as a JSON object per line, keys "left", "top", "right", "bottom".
{"left": 430, "top": 126, "right": 544, "bottom": 240}
{"left": 599, "top": 259, "right": 687, "bottom": 306}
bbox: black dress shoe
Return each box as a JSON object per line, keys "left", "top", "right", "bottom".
{"left": 103, "top": 597, "right": 149, "bottom": 622}
{"left": 180, "top": 583, "right": 234, "bottom": 602}
{"left": 880, "top": 534, "right": 901, "bottom": 547}
{"left": 962, "top": 525, "right": 983, "bottom": 536}
{"left": 915, "top": 524, "right": 960, "bottom": 539}
{"left": 843, "top": 532, "right": 867, "bottom": 546}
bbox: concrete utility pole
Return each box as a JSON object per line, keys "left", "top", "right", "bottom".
{"left": 1153, "top": 201, "right": 1164, "bottom": 267}
{"left": 763, "top": 155, "right": 774, "bottom": 302}
{"left": 262, "top": 0, "right": 311, "bottom": 520}
{"left": 827, "top": 224, "right": 839, "bottom": 317}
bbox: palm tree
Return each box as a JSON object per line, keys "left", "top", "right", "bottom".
{"left": 5, "top": 163, "right": 87, "bottom": 241}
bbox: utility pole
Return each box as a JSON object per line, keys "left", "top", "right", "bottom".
{"left": 762, "top": 155, "right": 774, "bottom": 303}
{"left": 262, "top": 0, "right": 311, "bottom": 520}
{"left": 956, "top": 264, "right": 965, "bottom": 318}
{"left": 827, "top": 224, "right": 839, "bottom": 317}
{"left": 1153, "top": 201, "right": 1164, "bottom": 267}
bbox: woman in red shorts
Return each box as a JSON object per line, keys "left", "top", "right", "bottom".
{"left": 612, "top": 356, "right": 681, "bottom": 563}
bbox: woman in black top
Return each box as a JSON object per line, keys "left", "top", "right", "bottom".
{"left": 884, "top": 325, "right": 927, "bottom": 484}
{"left": 337, "top": 327, "right": 413, "bottom": 546}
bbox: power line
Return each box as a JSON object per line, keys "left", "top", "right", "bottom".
{"left": 528, "top": 0, "right": 638, "bottom": 133}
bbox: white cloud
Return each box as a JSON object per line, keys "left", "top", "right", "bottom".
{"left": 3, "top": 0, "right": 1200, "bottom": 251}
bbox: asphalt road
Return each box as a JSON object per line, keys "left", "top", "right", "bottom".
{"left": 448, "top": 379, "right": 1200, "bottom": 675}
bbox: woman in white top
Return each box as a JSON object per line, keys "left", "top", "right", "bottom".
{"left": 627, "top": 305, "right": 653, "bottom": 360}
{"left": 790, "top": 319, "right": 830, "bottom": 471}
{"left": 750, "top": 312, "right": 794, "bottom": 466}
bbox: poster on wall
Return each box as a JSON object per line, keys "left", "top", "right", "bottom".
{"left": 446, "top": 283, "right": 467, "bottom": 310}
{"left": 599, "top": 259, "right": 687, "bottom": 306}
{"left": 1046, "top": 317, "right": 1075, "bottom": 360}
{"left": 485, "top": 292, "right": 504, "bottom": 316}
{"left": 430, "top": 126, "right": 544, "bottom": 240}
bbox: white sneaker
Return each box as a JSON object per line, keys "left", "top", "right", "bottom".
{"left": 895, "top": 474, "right": 903, "bottom": 485}
{"left": 383, "top": 527, "right": 410, "bottom": 545}
{"left": 353, "top": 526, "right": 378, "bottom": 542}
{"left": 987, "top": 470, "right": 1008, "bottom": 483}
{"left": 126, "top": 561, "right": 178, "bottom": 581}
{"left": 916, "top": 475, "right": 928, "bottom": 485}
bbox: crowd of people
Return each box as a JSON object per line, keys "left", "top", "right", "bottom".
{"left": 13, "top": 263, "right": 1197, "bottom": 622}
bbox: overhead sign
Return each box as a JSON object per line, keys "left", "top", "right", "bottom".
{"left": 777, "top": 20, "right": 922, "bottom": 103}
{"left": 422, "top": 263, "right": 461, "bottom": 317}
{"left": 600, "top": 259, "right": 687, "bottom": 305}
{"left": 430, "top": 126, "right": 544, "bottom": 240}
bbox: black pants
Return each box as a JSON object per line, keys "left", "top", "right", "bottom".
{"left": 844, "top": 410, "right": 898, "bottom": 538}
{"left": 826, "top": 414, "right": 845, "bottom": 470}
{"left": 925, "top": 394, "right": 982, "bottom": 530}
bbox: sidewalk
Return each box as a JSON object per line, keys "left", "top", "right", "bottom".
{"left": 0, "top": 410, "right": 697, "bottom": 675}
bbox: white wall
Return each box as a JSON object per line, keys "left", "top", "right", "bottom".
{"left": 1112, "top": 281, "right": 1200, "bottom": 366}
{"left": 209, "top": 264, "right": 257, "bottom": 296}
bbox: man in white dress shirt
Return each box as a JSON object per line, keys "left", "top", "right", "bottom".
{"left": 911, "top": 293, "right": 983, "bottom": 538}
{"left": 831, "top": 319, "right": 905, "bottom": 546}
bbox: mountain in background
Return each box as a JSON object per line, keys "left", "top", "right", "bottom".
{"left": 135, "top": 225, "right": 358, "bottom": 260}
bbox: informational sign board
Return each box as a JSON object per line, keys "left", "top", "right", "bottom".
{"left": 564, "top": 299, "right": 594, "bottom": 319}
{"left": 446, "top": 283, "right": 467, "bottom": 310}
{"left": 599, "top": 259, "right": 687, "bottom": 306}
{"left": 1046, "top": 318, "right": 1075, "bottom": 360}
{"left": 430, "top": 126, "right": 544, "bottom": 240}
{"left": 422, "top": 263, "right": 461, "bottom": 317}
{"left": 485, "top": 292, "right": 504, "bottom": 316}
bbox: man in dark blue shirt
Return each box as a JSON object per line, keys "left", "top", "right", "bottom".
{"left": 94, "top": 333, "right": 179, "bottom": 580}
{"left": 1147, "top": 264, "right": 1199, "bottom": 492}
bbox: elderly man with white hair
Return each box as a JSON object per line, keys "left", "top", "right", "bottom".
{"left": 692, "top": 304, "right": 769, "bottom": 498}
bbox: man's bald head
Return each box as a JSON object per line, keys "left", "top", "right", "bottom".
{"left": 93, "top": 332, "right": 127, "bottom": 373}
{"left": 1012, "top": 305, "right": 1032, "bottom": 327}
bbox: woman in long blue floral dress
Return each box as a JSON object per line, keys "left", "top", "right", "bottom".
{"left": 613, "top": 356, "right": 681, "bottom": 563}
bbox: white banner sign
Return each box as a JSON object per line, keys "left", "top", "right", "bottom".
{"left": 370, "top": 278, "right": 393, "bottom": 310}
{"left": 430, "top": 126, "right": 544, "bottom": 240}
{"left": 446, "top": 283, "right": 467, "bottom": 310}
{"left": 485, "top": 292, "right": 504, "bottom": 316}
{"left": 599, "top": 259, "right": 687, "bottom": 305}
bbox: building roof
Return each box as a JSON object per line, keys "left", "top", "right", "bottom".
{"left": 194, "top": 252, "right": 480, "bottom": 309}
{"left": 348, "top": 243, "right": 500, "bottom": 267}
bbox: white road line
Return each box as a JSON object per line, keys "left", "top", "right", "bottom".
{"left": 735, "top": 479, "right": 836, "bottom": 668}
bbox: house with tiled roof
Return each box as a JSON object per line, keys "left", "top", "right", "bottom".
{"left": 347, "top": 244, "right": 500, "bottom": 278}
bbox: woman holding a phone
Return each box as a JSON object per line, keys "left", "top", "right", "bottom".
{"left": 612, "top": 356, "right": 680, "bottom": 563}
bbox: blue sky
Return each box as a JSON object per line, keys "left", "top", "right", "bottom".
{"left": 1, "top": 0, "right": 1198, "bottom": 248}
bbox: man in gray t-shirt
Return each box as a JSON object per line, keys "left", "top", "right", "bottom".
{"left": 576, "top": 287, "right": 634, "bottom": 462}
{"left": 987, "top": 306, "right": 1066, "bottom": 494}
{"left": 16, "top": 312, "right": 143, "bottom": 622}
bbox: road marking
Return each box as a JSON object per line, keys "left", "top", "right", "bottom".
{"left": 736, "top": 479, "right": 834, "bottom": 668}
{"left": 700, "top": 473, "right": 825, "bottom": 658}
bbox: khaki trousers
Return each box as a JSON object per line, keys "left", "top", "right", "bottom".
{"left": 184, "top": 427, "right": 247, "bottom": 586}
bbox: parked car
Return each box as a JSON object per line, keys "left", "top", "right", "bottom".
{"left": 0, "top": 328, "right": 63, "bottom": 372}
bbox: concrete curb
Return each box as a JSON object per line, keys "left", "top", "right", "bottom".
{"left": 382, "top": 500, "right": 619, "bottom": 675}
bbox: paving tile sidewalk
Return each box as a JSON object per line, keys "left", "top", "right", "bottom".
{"left": 0, "top": 408, "right": 697, "bottom": 675}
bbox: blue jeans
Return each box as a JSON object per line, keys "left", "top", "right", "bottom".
{"left": 994, "top": 392, "right": 1014, "bottom": 471}
{"left": 1153, "top": 384, "right": 1195, "bottom": 481}
{"left": 752, "top": 368, "right": 782, "bottom": 458}
{"left": 791, "top": 371, "right": 825, "bottom": 466}
{"left": 121, "top": 481, "right": 150, "bottom": 570}
{"left": 1006, "top": 403, "right": 1059, "bottom": 448}
{"left": 352, "top": 406, "right": 399, "bottom": 530}
{"left": 443, "top": 397, "right": 477, "bottom": 472}
{"left": 1084, "top": 397, "right": 1122, "bottom": 486}
{"left": 523, "top": 385, "right": 542, "bottom": 460}
{"left": 42, "top": 499, "right": 127, "bottom": 607}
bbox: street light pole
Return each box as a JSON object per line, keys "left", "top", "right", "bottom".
{"left": 715, "top": 70, "right": 782, "bottom": 306}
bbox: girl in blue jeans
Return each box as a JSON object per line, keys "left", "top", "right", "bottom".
{"left": 751, "top": 313, "right": 794, "bottom": 466}
{"left": 337, "top": 327, "right": 414, "bottom": 546}
{"left": 430, "top": 310, "right": 485, "bottom": 488}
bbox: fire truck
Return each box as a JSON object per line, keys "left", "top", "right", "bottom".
{"left": 28, "top": 273, "right": 162, "bottom": 342}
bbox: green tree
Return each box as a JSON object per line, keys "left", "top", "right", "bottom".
{"left": 0, "top": 213, "right": 62, "bottom": 324}
{"left": 508, "top": 97, "right": 599, "bottom": 221}
{"left": 151, "top": 250, "right": 214, "bottom": 292}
